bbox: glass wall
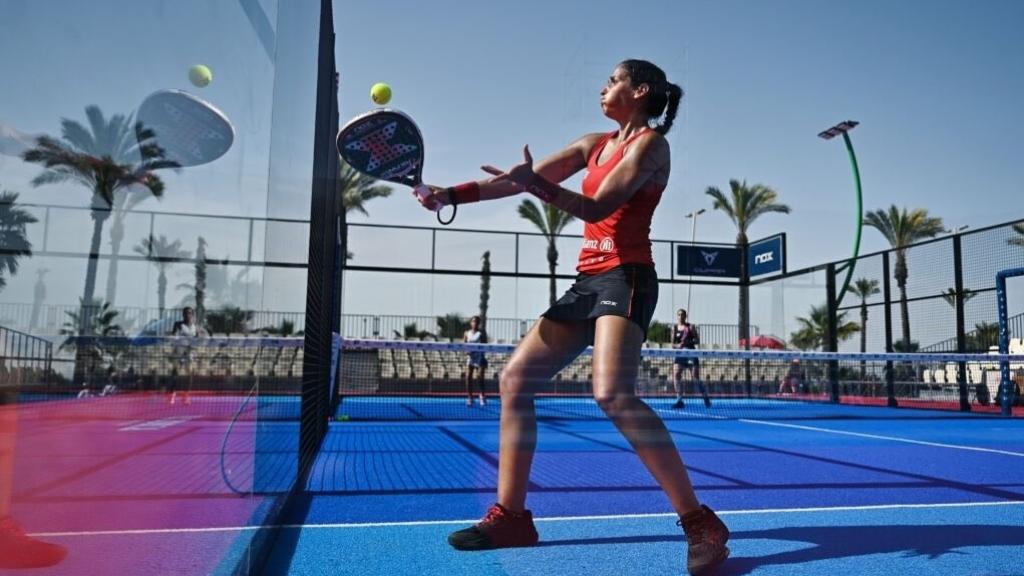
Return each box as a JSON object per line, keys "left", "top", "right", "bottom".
{"left": 0, "top": 1, "right": 320, "bottom": 573}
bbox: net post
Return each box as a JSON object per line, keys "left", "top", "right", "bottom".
{"left": 825, "top": 263, "right": 840, "bottom": 403}
{"left": 996, "top": 267, "right": 1024, "bottom": 416}
{"left": 952, "top": 234, "right": 971, "bottom": 411}
{"left": 740, "top": 242, "right": 752, "bottom": 397}
{"left": 882, "top": 252, "right": 897, "bottom": 407}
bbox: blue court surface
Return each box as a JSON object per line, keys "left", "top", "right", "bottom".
{"left": 264, "top": 401, "right": 1024, "bottom": 575}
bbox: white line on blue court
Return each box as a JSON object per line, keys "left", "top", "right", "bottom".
{"left": 736, "top": 419, "right": 1024, "bottom": 457}
{"left": 29, "top": 500, "right": 1024, "bottom": 538}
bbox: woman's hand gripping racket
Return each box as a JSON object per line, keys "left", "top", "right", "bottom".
{"left": 336, "top": 109, "right": 454, "bottom": 224}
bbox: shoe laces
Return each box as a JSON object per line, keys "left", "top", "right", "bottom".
{"left": 480, "top": 504, "right": 508, "bottom": 527}
{"left": 678, "top": 509, "right": 711, "bottom": 545}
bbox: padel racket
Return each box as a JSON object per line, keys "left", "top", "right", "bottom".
{"left": 136, "top": 89, "right": 235, "bottom": 167}
{"left": 336, "top": 109, "right": 454, "bottom": 224}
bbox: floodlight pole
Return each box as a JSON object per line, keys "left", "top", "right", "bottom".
{"left": 685, "top": 208, "right": 706, "bottom": 311}
{"left": 818, "top": 121, "right": 863, "bottom": 307}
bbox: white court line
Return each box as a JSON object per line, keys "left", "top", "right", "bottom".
{"left": 737, "top": 418, "right": 1024, "bottom": 457}
{"left": 29, "top": 500, "right": 1024, "bottom": 538}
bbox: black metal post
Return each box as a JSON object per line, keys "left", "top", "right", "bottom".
{"left": 882, "top": 252, "right": 897, "bottom": 407}
{"left": 952, "top": 234, "right": 971, "bottom": 411}
{"left": 826, "top": 263, "right": 839, "bottom": 402}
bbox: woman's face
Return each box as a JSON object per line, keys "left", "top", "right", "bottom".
{"left": 600, "top": 66, "right": 641, "bottom": 118}
{"left": 677, "top": 310, "right": 686, "bottom": 322}
{"left": 470, "top": 318, "right": 479, "bottom": 330}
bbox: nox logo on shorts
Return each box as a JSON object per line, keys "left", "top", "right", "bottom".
{"left": 343, "top": 120, "right": 417, "bottom": 173}
{"left": 599, "top": 300, "right": 618, "bottom": 306}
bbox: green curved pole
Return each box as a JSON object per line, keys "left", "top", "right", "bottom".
{"left": 836, "top": 131, "right": 863, "bottom": 306}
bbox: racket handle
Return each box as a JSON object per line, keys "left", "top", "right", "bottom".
{"left": 413, "top": 184, "right": 439, "bottom": 211}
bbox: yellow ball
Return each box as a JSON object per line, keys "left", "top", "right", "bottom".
{"left": 189, "top": 64, "right": 212, "bottom": 88}
{"left": 370, "top": 82, "right": 392, "bottom": 105}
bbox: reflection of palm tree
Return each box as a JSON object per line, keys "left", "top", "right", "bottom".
{"left": 134, "top": 235, "right": 191, "bottom": 317}
{"left": 30, "top": 268, "right": 49, "bottom": 330}
{"left": 0, "top": 190, "right": 37, "bottom": 292}
{"left": 706, "top": 180, "right": 790, "bottom": 343}
{"left": 940, "top": 287, "right": 976, "bottom": 309}
{"left": 790, "top": 304, "right": 859, "bottom": 351}
{"left": 518, "top": 200, "right": 575, "bottom": 307}
{"left": 340, "top": 161, "right": 392, "bottom": 261}
{"left": 22, "top": 106, "right": 175, "bottom": 332}
{"left": 106, "top": 184, "right": 162, "bottom": 305}
{"left": 1008, "top": 223, "right": 1024, "bottom": 247}
{"left": 864, "top": 206, "right": 944, "bottom": 351}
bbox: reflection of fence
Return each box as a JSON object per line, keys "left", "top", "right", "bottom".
{"left": 0, "top": 324, "right": 52, "bottom": 389}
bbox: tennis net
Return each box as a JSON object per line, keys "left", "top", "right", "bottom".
{"left": 336, "top": 339, "right": 1024, "bottom": 420}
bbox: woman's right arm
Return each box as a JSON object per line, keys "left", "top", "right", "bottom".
{"left": 420, "top": 133, "right": 604, "bottom": 208}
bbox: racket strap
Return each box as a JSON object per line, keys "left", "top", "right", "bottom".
{"left": 446, "top": 181, "right": 481, "bottom": 206}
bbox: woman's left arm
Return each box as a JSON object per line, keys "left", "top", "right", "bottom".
{"left": 484, "top": 134, "right": 669, "bottom": 223}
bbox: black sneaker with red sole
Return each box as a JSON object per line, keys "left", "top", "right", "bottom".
{"left": 448, "top": 503, "right": 539, "bottom": 550}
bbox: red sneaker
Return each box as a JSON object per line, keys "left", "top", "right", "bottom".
{"left": 679, "top": 505, "right": 729, "bottom": 575}
{"left": 0, "top": 516, "right": 68, "bottom": 568}
{"left": 447, "top": 503, "right": 539, "bottom": 550}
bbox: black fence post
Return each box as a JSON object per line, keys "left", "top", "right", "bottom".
{"left": 826, "top": 263, "right": 839, "bottom": 402}
{"left": 882, "top": 252, "right": 897, "bottom": 407}
{"left": 740, "top": 242, "right": 752, "bottom": 397}
{"left": 952, "top": 234, "right": 971, "bottom": 411}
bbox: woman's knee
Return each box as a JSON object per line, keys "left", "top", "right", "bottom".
{"left": 593, "top": 390, "right": 636, "bottom": 418}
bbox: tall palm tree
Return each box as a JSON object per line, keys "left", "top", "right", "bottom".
{"left": 1007, "top": 223, "right": 1024, "bottom": 247}
{"left": 705, "top": 180, "right": 790, "bottom": 343}
{"left": 518, "top": 200, "right": 575, "bottom": 307}
{"left": 789, "top": 304, "right": 859, "bottom": 351}
{"left": 22, "top": 105, "right": 175, "bottom": 331}
{"left": 863, "top": 206, "right": 944, "bottom": 351}
{"left": 0, "top": 190, "right": 37, "bottom": 292}
{"left": 134, "top": 235, "right": 191, "bottom": 317}
{"left": 849, "top": 278, "right": 879, "bottom": 355}
{"left": 339, "top": 160, "right": 392, "bottom": 261}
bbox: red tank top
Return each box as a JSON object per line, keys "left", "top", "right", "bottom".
{"left": 576, "top": 129, "right": 665, "bottom": 273}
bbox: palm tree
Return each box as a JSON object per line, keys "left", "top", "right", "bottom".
{"left": 1007, "top": 223, "right": 1024, "bottom": 247}
{"left": 518, "top": 200, "right": 576, "bottom": 306}
{"left": 340, "top": 160, "right": 392, "bottom": 260}
{"left": 134, "top": 235, "right": 191, "bottom": 317}
{"left": 260, "top": 319, "right": 299, "bottom": 337}
{"left": 940, "top": 287, "right": 976, "bottom": 309}
{"left": 967, "top": 321, "right": 999, "bottom": 352}
{"left": 848, "top": 278, "right": 879, "bottom": 355}
{"left": 0, "top": 190, "right": 37, "bottom": 292}
{"left": 437, "top": 313, "right": 469, "bottom": 341}
{"left": 206, "top": 306, "right": 253, "bottom": 336}
{"left": 705, "top": 180, "right": 790, "bottom": 343}
{"left": 789, "top": 303, "right": 859, "bottom": 351}
{"left": 22, "top": 105, "right": 175, "bottom": 331}
{"left": 864, "top": 206, "right": 944, "bottom": 351}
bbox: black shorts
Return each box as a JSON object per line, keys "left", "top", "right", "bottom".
{"left": 542, "top": 264, "right": 658, "bottom": 342}
{"left": 674, "top": 356, "right": 699, "bottom": 368}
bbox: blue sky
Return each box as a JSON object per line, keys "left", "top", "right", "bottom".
{"left": 1, "top": 0, "right": 1022, "bottom": 341}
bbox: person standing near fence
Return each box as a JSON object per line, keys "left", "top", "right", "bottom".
{"left": 672, "top": 309, "right": 711, "bottom": 409}
{"left": 464, "top": 316, "right": 488, "bottom": 407}
{"left": 170, "top": 306, "right": 206, "bottom": 405}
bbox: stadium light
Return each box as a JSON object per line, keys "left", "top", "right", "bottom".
{"left": 819, "top": 120, "right": 863, "bottom": 308}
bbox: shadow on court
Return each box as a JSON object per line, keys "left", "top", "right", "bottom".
{"left": 538, "top": 523, "right": 1024, "bottom": 575}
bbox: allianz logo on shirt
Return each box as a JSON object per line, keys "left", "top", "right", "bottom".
{"left": 582, "top": 237, "right": 616, "bottom": 252}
